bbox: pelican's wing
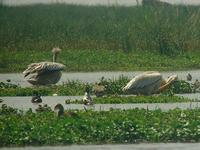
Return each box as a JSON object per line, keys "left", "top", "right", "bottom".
{"left": 123, "top": 71, "right": 162, "bottom": 91}
{"left": 23, "top": 62, "right": 65, "bottom": 77}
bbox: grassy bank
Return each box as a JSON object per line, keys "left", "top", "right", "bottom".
{"left": 1, "top": 105, "right": 200, "bottom": 146}
{"left": 1, "top": 49, "right": 200, "bottom": 73}
{"left": 1, "top": 4, "right": 200, "bottom": 72}
{"left": 0, "top": 77, "right": 192, "bottom": 96}
{"left": 71, "top": 95, "right": 192, "bottom": 104}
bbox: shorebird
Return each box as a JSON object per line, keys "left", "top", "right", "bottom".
{"left": 82, "top": 86, "right": 94, "bottom": 105}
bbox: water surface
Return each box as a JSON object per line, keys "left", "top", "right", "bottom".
{"left": 1, "top": 143, "right": 200, "bottom": 150}
{"left": 1, "top": 0, "right": 200, "bottom": 6}
{"left": 0, "top": 70, "right": 199, "bottom": 87}
{"left": 1, "top": 94, "right": 200, "bottom": 111}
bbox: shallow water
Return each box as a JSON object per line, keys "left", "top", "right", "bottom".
{"left": 1, "top": 143, "right": 200, "bottom": 150}
{"left": 1, "top": 94, "right": 200, "bottom": 111}
{"left": 0, "top": 70, "right": 200, "bottom": 87}
{"left": 1, "top": 0, "right": 139, "bottom": 6}
{"left": 1, "top": 0, "right": 200, "bottom": 6}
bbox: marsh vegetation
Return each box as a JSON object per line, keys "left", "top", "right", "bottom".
{"left": 1, "top": 105, "right": 200, "bottom": 146}
{"left": 1, "top": 4, "right": 200, "bottom": 72}
{"left": 0, "top": 77, "right": 193, "bottom": 96}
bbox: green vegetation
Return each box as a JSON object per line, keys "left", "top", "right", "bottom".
{"left": 1, "top": 4, "right": 200, "bottom": 72}
{"left": 70, "top": 95, "right": 192, "bottom": 104}
{"left": 0, "top": 77, "right": 193, "bottom": 96}
{"left": 1, "top": 105, "right": 200, "bottom": 146}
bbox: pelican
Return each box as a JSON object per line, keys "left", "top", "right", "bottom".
{"left": 23, "top": 47, "right": 65, "bottom": 85}
{"left": 122, "top": 71, "right": 178, "bottom": 95}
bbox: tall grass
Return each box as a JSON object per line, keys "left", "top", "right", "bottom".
{"left": 1, "top": 4, "right": 200, "bottom": 55}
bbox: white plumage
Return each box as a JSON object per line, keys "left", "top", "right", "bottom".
{"left": 23, "top": 47, "right": 65, "bottom": 85}
{"left": 83, "top": 91, "right": 93, "bottom": 105}
{"left": 122, "top": 71, "right": 177, "bottom": 95}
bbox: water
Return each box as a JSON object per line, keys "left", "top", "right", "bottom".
{"left": 1, "top": 0, "right": 200, "bottom": 6}
{"left": 0, "top": 70, "right": 200, "bottom": 87}
{"left": 1, "top": 94, "right": 200, "bottom": 111}
{"left": 1, "top": 143, "right": 200, "bottom": 150}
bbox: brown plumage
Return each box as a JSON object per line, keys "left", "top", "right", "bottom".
{"left": 54, "top": 103, "right": 77, "bottom": 117}
{"left": 92, "top": 82, "right": 105, "bottom": 97}
{"left": 186, "top": 73, "right": 192, "bottom": 81}
{"left": 23, "top": 47, "right": 65, "bottom": 85}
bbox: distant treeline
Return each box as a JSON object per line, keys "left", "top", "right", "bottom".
{"left": 0, "top": 3, "right": 200, "bottom": 56}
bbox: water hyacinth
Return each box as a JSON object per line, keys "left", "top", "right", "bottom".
{"left": 0, "top": 105, "right": 200, "bottom": 146}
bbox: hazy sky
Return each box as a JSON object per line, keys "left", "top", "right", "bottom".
{"left": 2, "top": 0, "right": 200, "bottom": 6}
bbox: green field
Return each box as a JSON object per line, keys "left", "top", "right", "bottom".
{"left": 1, "top": 4, "right": 200, "bottom": 72}
{"left": 1, "top": 106, "right": 200, "bottom": 146}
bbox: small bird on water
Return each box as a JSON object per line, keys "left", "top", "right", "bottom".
{"left": 186, "top": 73, "right": 192, "bottom": 81}
{"left": 31, "top": 91, "right": 42, "bottom": 103}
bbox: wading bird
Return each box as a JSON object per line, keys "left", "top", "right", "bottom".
{"left": 122, "top": 71, "right": 177, "bottom": 95}
{"left": 23, "top": 47, "right": 65, "bottom": 85}
{"left": 83, "top": 86, "right": 93, "bottom": 105}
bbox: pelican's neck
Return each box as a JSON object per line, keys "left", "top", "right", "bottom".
{"left": 53, "top": 53, "right": 58, "bottom": 63}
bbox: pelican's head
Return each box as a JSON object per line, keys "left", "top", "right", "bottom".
{"left": 52, "top": 47, "right": 61, "bottom": 54}
{"left": 52, "top": 47, "right": 61, "bottom": 63}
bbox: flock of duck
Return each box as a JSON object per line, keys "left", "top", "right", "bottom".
{"left": 20, "top": 47, "right": 200, "bottom": 116}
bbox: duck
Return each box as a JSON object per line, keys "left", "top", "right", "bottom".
{"left": 31, "top": 91, "right": 42, "bottom": 103}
